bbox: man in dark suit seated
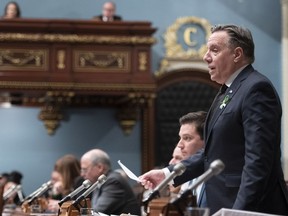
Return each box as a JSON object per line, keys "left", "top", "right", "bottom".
{"left": 80, "top": 149, "right": 140, "bottom": 215}
{"left": 93, "top": 1, "right": 122, "bottom": 22}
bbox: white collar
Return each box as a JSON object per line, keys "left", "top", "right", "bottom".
{"left": 225, "top": 64, "right": 248, "bottom": 87}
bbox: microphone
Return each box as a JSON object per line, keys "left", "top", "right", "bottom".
{"left": 3, "top": 184, "right": 22, "bottom": 201}
{"left": 24, "top": 180, "right": 52, "bottom": 201}
{"left": 17, "top": 186, "right": 25, "bottom": 203}
{"left": 27, "top": 180, "right": 53, "bottom": 204}
{"left": 58, "top": 179, "right": 92, "bottom": 206}
{"left": 171, "top": 159, "right": 225, "bottom": 205}
{"left": 72, "top": 174, "right": 107, "bottom": 208}
{"left": 142, "top": 162, "right": 186, "bottom": 205}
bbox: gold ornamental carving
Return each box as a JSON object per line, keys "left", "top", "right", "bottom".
{"left": 0, "top": 49, "right": 47, "bottom": 70}
{"left": 156, "top": 16, "right": 212, "bottom": 76}
{"left": 138, "top": 52, "right": 148, "bottom": 71}
{"left": 38, "top": 105, "right": 63, "bottom": 135}
{"left": 116, "top": 92, "right": 156, "bottom": 135}
{"left": 116, "top": 107, "right": 138, "bottom": 136}
{"left": 38, "top": 91, "right": 75, "bottom": 135}
{"left": 75, "top": 51, "right": 129, "bottom": 72}
{"left": 57, "top": 50, "right": 66, "bottom": 69}
{"left": 0, "top": 33, "right": 156, "bottom": 45}
{"left": 163, "top": 16, "right": 211, "bottom": 59}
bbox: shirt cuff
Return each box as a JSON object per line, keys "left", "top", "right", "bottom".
{"left": 162, "top": 167, "right": 174, "bottom": 185}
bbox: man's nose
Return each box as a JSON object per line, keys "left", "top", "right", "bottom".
{"left": 177, "top": 141, "right": 183, "bottom": 149}
{"left": 203, "top": 51, "right": 211, "bottom": 63}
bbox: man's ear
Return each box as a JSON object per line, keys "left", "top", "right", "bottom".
{"left": 233, "top": 47, "right": 243, "bottom": 63}
{"left": 97, "top": 163, "right": 105, "bottom": 172}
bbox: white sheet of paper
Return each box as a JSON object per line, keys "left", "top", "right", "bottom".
{"left": 117, "top": 160, "right": 141, "bottom": 183}
{"left": 96, "top": 212, "right": 109, "bottom": 216}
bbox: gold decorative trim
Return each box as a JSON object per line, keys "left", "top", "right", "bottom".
{"left": 74, "top": 51, "right": 130, "bottom": 72}
{"left": 57, "top": 50, "right": 66, "bottom": 69}
{"left": 37, "top": 91, "right": 75, "bottom": 135}
{"left": 116, "top": 92, "right": 156, "bottom": 135}
{"left": 38, "top": 105, "right": 63, "bottom": 135}
{"left": 156, "top": 16, "right": 212, "bottom": 77}
{"left": 0, "top": 81, "right": 156, "bottom": 91}
{"left": 0, "top": 33, "right": 156, "bottom": 45}
{"left": 116, "top": 108, "right": 138, "bottom": 135}
{"left": 163, "top": 16, "right": 211, "bottom": 59}
{"left": 138, "top": 52, "right": 148, "bottom": 71}
{"left": 0, "top": 49, "right": 48, "bottom": 70}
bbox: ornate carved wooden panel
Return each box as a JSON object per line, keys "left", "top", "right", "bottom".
{"left": 0, "top": 18, "right": 157, "bottom": 172}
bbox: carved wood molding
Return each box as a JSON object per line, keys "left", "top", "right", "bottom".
{"left": 0, "top": 81, "right": 156, "bottom": 92}
{"left": 0, "top": 33, "right": 156, "bottom": 45}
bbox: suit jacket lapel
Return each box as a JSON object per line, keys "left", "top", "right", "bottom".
{"left": 204, "top": 65, "right": 254, "bottom": 147}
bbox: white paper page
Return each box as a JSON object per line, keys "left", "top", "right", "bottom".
{"left": 117, "top": 160, "right": 141, "bottom": 183}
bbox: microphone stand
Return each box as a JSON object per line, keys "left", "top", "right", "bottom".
{"left": 170, "top": 190, "right": 197, "bottom": 216}
{"left": 170, "top": 159, "right": 225, "bottom": 216}
{"left": 142, "top": 163, "right": 186, "bottom": 211}
{"left": 58, "top": 180, "right": 91, "bottom": 207}
{"left": 58, "top": 175, "right": 106, "bottom": 216}
{"left": 58, "top": 198, "right": 91, "bottom": 216}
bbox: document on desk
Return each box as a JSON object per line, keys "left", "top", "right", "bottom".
{"left": 117, "top": 160, "right": 141, "bottom": 183}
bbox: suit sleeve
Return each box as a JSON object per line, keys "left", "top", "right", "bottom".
{"left": 93, "top": 177, "right": 127, "bottom": 213}
{"left": 173, "top": 149, "right": 205, "bottom": 186}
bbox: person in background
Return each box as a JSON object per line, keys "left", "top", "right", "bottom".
{"left": 93, "top": 1, "right": 122, "bottom": 22}
{"left": 80, "top": 149, "right": 140, "bottom": 215}
{"left": 49, "top": 170, "right": 63, "bottom": 200}
{"left": 2, "top": 1, "right": 21, "bottom": 19}
{"left": 139, "top": 24, "right": 288, "bottom": 215}
{"left": 168, "top": 145, "right": 184, "bottom": 166}
{"left": 9, "top": 171, "right": 23, "bottom": 186}
{"left": 0, "top": 173, "right": 10, "bottom": 187}
{"left": 3, "top": 170, "right": 25, "bottom": 205}
{"left": 170, "top": 111, "right": 206, "bottom": 203}
{"left": 47, "top": 154, "right": 82, "bottom": 212}
{"left": 143, "top": 111, "right": 207, "bottom": 206}
{"left": 168, "top": 146, "right": 184, "bottom": 196}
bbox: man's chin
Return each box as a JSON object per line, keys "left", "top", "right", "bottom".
{"left": 210, "top": 76, "right": 222, "bottom": 84}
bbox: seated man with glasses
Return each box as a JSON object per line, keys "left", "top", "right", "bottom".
{"left": 80, "top": 149, "right": 140, "bottom": 215}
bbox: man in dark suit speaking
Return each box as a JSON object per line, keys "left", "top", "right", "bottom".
{"left": 93, "top": 1, "right": 122, "bottom": 22}
{"left": 139, "top": 24, "right": 288, "bottom": 215}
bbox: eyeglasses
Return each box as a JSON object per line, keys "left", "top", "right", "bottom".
{"left": 103, "top": 7, "right": 114, "bottom": 12}
{"left": 81, "top": 164, "right": 93, "bottom": 173}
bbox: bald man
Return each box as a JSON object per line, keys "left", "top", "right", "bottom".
{"left": 80, "top": 149, "right": 140, "bottom": 215}
{"left": 93, "top": 1, "right": 122, "bottom": 22}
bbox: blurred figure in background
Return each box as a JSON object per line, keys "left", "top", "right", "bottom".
{"left": 168, "top": 146, "right": 184, "bottom": 195}
{"left": 49, "top": 170, "right": 62, "bottom": 200}
{"left": 47, "top": 154, "right": 82, "bottom": 212}
{"left": 0, "top": 173, "right": 10, "bottom": 187}
{"left": 2, "top": 1, "right": 21, "bottom": 19}
{"left": 8, "top": 171, "right": 23, "bottom": 186}
{"left": 93, "top": 1, "right": 122, "bottom": 22}
{"left": 169, "top": 146, "right": 184, "bottom": 165}
{"left": 3, "top": 170, "right": 25, "bottom": 206}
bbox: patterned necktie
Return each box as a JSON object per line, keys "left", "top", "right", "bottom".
{"left": 209, "top": 84, "right": 228, "bottom": 119}
{"left": 198, "top": 183, "right": 207, "bottom": 207}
